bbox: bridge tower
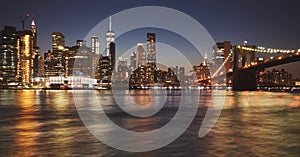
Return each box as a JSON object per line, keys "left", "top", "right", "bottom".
{"left": 233, "top": 45, "right": 258, "bottom": 91}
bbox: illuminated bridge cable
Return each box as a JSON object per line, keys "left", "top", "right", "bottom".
{"left": 212, "top": 51, "right": 232, "bottom": 78}
{"left": 238, "top": 46, "right": 300, "bottom": 54}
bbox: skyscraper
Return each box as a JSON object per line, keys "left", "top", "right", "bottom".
{"left": 109, "top": 42, "right": 115, "bottom": 71}
{"left": 91, "top": 36, "right": 100, "bottom": 55}
{"left": 30, "top": 19, "right": 43, "bottom": 78}
{"left": 76, "top": 40, "right": 86, "bottom": 47}
{"left": 117, "top": 57, "right": 128, "bottom": 72}
{"left": 116, "top": 57, "right": 129, "bottom": 81}
{"left": 213, "top": 41, "right": 232, "bottom": 73}
{"left": 178, "top": 67, "right": 185, "bottom": 80}
{"left": 33, "top": 47, "right": 41, "bottom": 77}
{"left": 106, "top": 16, "right": 115, "bottom": 56}
{"left": 0, "top": 26, "right": 21, "bottom": 86}
{"left": 19, "top": 30, "right": 33, "bottom": 85}
{"left": 130, "top": 51, "right": 137, "bottom": 70}
{"left": 137, "top": 43, "right": 146, "bottom": 66}
{"left": 52, "top": 32, "right": 65, "bottom": 51}
{"left": 30, "top": 19, "right": 37, "bottom": 47}
{"left": 44, "top": 32, "right": 66, "bottom": 77}
{"left": 97, "top": 55, "right": 111, "bottom": 82}
{"left": 147, "top": 33, "right": 156, "bottom": 64}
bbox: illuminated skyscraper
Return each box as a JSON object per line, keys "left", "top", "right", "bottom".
{"left": 30, "top": 19, "right": 43, "bottom": 78}
{"left": 76, "top": 40, "right": 86, "bottom": 47}
{"left": 30, "top": 19, "right": 37, "bottom": 47}
{"left": 130, "top": 51, "right": 137, "bottom": 70}
{"left": 193, "top": 63, "right": 211, "bottom": 86}
{"left": 137, "top": 43, "right": 146, "bottom": 66}
{"left": 0, "top": 26, "right": 21, "bottom": 86}
{"left": 147, "top": 33, "right": 156, "bottom": 64}
{"left": 97, "top": 55, "right": 111, "bottom": 82}
{"left": 213, "top": 41, "right": 232, "bottom": 73}
{"left": 116, "top": 57, "right": 129, "bottom": 81}
{"left": 91, "top": 36, "right": 100, "bottom": 55}
{"left": 19, "top": 30, "right": 33, "bottom": 85}
{"left": 106, "top": 16, "right": 115, "bottom": 56}
{"left": 44, "top": 32, "right": 66, "bottom": 77}
{"left": 52, "top": 32, "right": 65, "bottom": 51}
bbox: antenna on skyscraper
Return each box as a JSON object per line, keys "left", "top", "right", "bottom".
{"left": 20, "top": 13, "right": 30, "bottom": 31}
{"left": 109, "top": 16, "right": 112, "bottom": 31}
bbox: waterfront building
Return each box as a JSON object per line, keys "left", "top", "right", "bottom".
{"left": 130, "top": 51, "right": 137, "bottom": 70}
{"left": 193, "top": 63, "right": 211, "bottom": 86}
{"left": 19, "top": 30, "right": 33, "bottom": 86}
{"left": 137, "top": 43, "right": 146, "bottom": 66}
{"left": 0, "top": 26, "right": 21, "bottom": 86}
{"left": 259, "top": 69, "right": 293, "bottom": 86}
{"left": 212, "top": 41, "right": 232, "bottom": 74}
{"left": 106, "top": 16, "right": 115, "bottom": 56}
{"left": 109, "top": 42, "right": 115, "bottom": 71}
{"left": 147, "top": 33, "right": 156, "bottom": 64}
{"left": 91, "top": 36, "right": 100, "bottom": 55}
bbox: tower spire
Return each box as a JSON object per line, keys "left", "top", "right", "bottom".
{"left": 109, "top": 16, "right": 112, "bottom": 31}
{"left": 203, "top": 52, "right": 208, "bottom": 66}
{"left": 31, "top": 19, "right": 35, "bottom": 26}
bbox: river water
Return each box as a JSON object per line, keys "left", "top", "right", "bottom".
{"left": 0, "top": 90, "right": 299, "bottom": 156}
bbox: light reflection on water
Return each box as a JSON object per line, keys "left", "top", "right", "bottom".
{"left": 0, "top": 90, "right": 299, "bottom": 156}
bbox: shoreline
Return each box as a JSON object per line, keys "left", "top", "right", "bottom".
{"left": 0, "top": 86, "right": 300, "bottom": 93}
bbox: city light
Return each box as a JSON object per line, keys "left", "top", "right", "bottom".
{"left": 237, "top": 45, "right": 297, "bottom": 54}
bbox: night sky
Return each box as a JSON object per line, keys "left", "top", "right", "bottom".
{"left": 1, "top": 0, "right": 300, "bottom": 76}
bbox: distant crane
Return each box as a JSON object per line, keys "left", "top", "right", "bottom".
{"left": 20, "top": 13, "right": 30, "bottom": 30}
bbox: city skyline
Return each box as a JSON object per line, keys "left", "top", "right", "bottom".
{"left": 1, "top": 1, "right": 300, "bottom": 88}
{"left": 1, "top": 0, "right": 299, "bottom": 78}
{"left": 1, "top": 2, "right": 300, "bottom": 156}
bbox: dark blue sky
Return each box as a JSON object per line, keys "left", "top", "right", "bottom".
{"left": 1, "top": 0, "right": 299, "bottom": 50}
{"left": 1, "top": 0, "right": 300, "bottom": 76}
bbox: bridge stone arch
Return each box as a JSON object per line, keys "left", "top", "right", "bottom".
{"left": 233, "top": 45, "right": 257, "bottom": 90}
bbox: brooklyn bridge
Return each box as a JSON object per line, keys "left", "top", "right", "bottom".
{"left": 212, "top": 44, "right": 300, "bottom": 91}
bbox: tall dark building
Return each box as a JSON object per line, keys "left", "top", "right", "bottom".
{"left": 33, "top": 47, "right": 41, "bottom": 77}
{"left": 76, "top": 40, "right": 86, "bottom": 47}
{"left": 0, "top": 26, "right": 21, "bottom": 86}
{"left": 213, "top": 41, "right": 232, "bottom": 74}
{"left": 106, "top": 16, "right": 115, "bottom": 56}
{"left": 109, "top": 42, "right": 115, "bottom": 71}
{"left": 68, "top": 43, "right": 93, "bottom": 77}
{"left": 147, "top": 33, "right": 156, "bottom": 64}
{"left": 44, "top": 32, "right": 66, "bottom": 77}
{"left": 30, "top": 19, "right": 44, "bottom": 78}
{"left": 97, "top": 55, "right": 111, "bottom": 82}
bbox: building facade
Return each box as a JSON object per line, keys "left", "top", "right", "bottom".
{"left": 106, "top": 16, "right": 115, "bottom": 56}
{"left": 19, "top": 30, "right": 33, "bottom": 86}
{"left": 0, "top": 26, "right": 21, "bottom": 86}
{"left": 147, "top": 33, "right": 156, "bottom": 64}
{"left": 91, "top": 36, "right": 100, "bottom": 55}
{"left": 137, "top": 43, "right": 146, "bottom": 66}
